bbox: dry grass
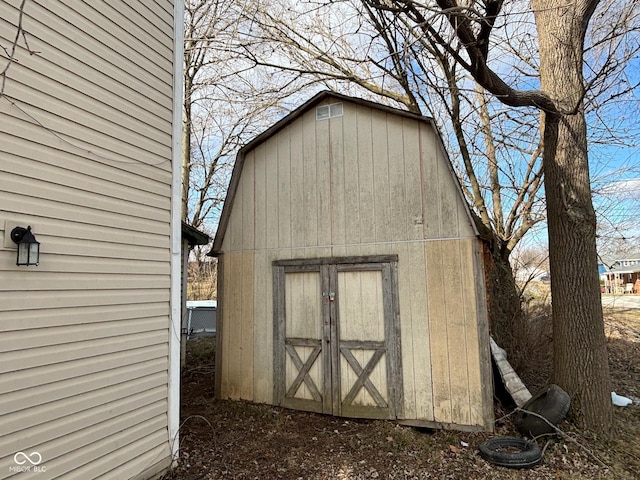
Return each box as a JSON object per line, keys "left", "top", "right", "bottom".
{"left": 166, "top": 297, "right": 640, "bottom": 479}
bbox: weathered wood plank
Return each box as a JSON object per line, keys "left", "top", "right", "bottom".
{"left": 315, "top": 105, "right": 332, "bottom": 247}
{"left": 253, "top": 144, "right": 267, "bottom": 250}
{"left": 402, "top": 119, "right": 427, "bottom": 241}
{"left": 387, "top": 261, "right": 404, "bottom": 418}
{"left": 330, "top": 114, "right": 346, "bottom": 247}
{"left": 302, "top": 110, "right": 319, "bottom": 247}
{"left": 290, "top": 118, "right": 305, "bottom": 248}
{"left": 459, "top": 239, "right": 485, "bottom": 424}
{"left": 436, "top": 145, "right": 460, "bottom": 239}
{"left": 253, "top": 250, "right": 271, "bottom": 403}
{"left": 274, "top": 255, "right": 399, "bottom": 267}
{"left": 242, "top": 153, "right": 255, "bottom": 251}
{"left": 395, "top": 244, "right": 416, "bottom": 418}
{"left": 227, "top": 160, "right": 244, "bottom": 251}
{"left": 371, "top": 110, "right": 391, "bottom": 243}
{"left": 470, "top": 240, "right": 495, "bottom": 429}
{"left": 328, "top": 265, "right": 340, "bottom": 414}
{"left": 240, "top": 252, "right": 255, "bottom": 399}
{"left": 442, "top": 240, "right": 471, "bottom": 426}
{"left": 421, "top": 126, "right": 441, "bottom": 239}
{"left": 222, "top": 252, "right": 242, "bottom": 399}
{"left": 321, "top": 262, "right": 333, "bottom": 414}
{"left": 387, "top": 114, "right": 407, "bottom": 241}
{"left": 272, "top": 265, "right": 286, "bottom": 404}
{"left": 264, "top": 137, "right": 279, "bottom": 249}
{"left": 406, "top": 242, "right": 433, "bottom": 420}
{"left": 277, "top": 130, "right": 292, "bottom": 248}
{"left": 356, "top": 105, "right": 376, "bottom": 243}
{"left": 342, "top": 104, "right": 361, "bottom": 245}
{"left": 425, "top": 241, "right": 452, "bottom": 423}
{"left": 339, "top": 340, "right": 386, "bottom": 349}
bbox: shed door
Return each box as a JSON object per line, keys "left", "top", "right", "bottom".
{"left": 274, "top": 258, "right": 402, "bottom": 419}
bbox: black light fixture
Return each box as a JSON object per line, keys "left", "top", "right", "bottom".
{"left": 10, "top": 226, "right": 40, "bottom": 266}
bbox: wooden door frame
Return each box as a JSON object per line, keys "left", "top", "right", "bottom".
{"left": 272, "top": 262, "right": 330, "bottom": 414}
{"left": 273, "top": 255, "right": 403, "bottom": 419}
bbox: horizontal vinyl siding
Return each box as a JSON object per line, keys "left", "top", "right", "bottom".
{"left": 0, "top": 0, "right": 175, "bottom": 479}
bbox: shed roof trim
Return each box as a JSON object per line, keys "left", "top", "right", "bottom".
{"left": 182, "top": 221, "right": 210, "bottom": 247}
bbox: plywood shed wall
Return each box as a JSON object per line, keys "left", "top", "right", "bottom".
{"left": 212, "top": 92, "right": 493, "bottom": 432}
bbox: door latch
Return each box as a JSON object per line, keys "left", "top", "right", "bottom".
{"left": 322, "top": 291, "right": 335, "bottom": 302}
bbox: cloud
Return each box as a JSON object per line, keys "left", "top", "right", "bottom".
{"left": 599, "top": 178, "right": 640, "bottom": 197}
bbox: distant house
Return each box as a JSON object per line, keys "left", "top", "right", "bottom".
{"left": 514, "top": 267, "right": 549, "bottom": 283}
{"left": 1, "top": 2, "right": 183, "bottom": 479}
{"left": 210, "top": 91, "right": 494, "bottom": 432}
{"left": 600, "top": 255, "right": 640, "bottom": 293}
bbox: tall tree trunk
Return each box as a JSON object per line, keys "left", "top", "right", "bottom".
{"left": 533, "top": 0, "right": 612, "bottom": 433}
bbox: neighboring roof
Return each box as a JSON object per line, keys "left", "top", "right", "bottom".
{"left": 210, "top": 91, "right": 449, "bottom": 255}
{"left": 599, "top": 253, "right": 640, "bottom": 274}
{"left": 608, "top": 263, "right": 640, "bottom": 274}
{"left": 182, "top": 221, "right": 210, "bottom": 247}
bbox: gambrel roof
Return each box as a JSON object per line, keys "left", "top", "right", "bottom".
{"left": 211, "top": 90, "right": 475, "bottom": 255}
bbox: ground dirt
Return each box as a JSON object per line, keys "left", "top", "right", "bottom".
{"left": 162, "top": 301, "right": 640, "bottom": 479}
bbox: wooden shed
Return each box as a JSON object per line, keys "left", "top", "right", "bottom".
{"left": 211, "top": 91, "right": 493, "bottom": 432}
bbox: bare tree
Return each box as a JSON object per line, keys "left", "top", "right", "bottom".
{"left": 233, "top": 0, "right": 549, "bottom": 353}
{"left": 1, "top": 0, "right": 35, "bottom": 97}
{"left": 228, "top": 0, "right": 640, "bottom": 432}
{"left": 184, "top": 0, "right": 638, "bottom": 430}
{"left": 363, "top": 0, "right": 628, "bottom": 433}
{"left": 182, "top": 0, "right": 309, "bottom": 230}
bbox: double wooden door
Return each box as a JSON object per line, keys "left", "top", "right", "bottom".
{"left": 273, "top": 257, "right": 402, "bottom": 419}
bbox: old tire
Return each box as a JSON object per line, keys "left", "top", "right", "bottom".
{"left": 515, "top": 384, "right": 571, "bottom": 437}
{"left": 478, "top": 437, "right": 542, "bottom": 469}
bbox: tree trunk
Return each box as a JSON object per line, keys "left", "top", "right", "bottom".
{"left": 533, "top": 0, "right": 612, "bottom": 433}
{"left": 472, "top": 213, "right": 526, "bottom": 367}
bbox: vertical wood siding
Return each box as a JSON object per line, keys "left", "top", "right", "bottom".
{"left": 0, "top": 1, "right": 175, "bottom": 478}
{"left": 218, "top": 98, "right": 492, "bottom": 430}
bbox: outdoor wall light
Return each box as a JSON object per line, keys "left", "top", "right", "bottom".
{"left": 10, "top": 226, "right": 40, "bottom": 266}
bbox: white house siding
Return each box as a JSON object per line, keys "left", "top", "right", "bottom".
{"left": 217, "top": 97, "right": 493, "bottom": 431}
{"left": 0, "top": 1, "right": 175, "bottom": 479}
